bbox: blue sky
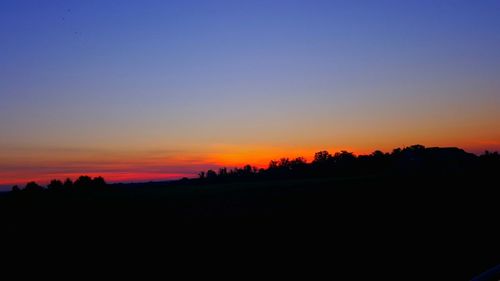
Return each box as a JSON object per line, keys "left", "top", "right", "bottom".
{"left": 1, "top": 0, "right": 500, "bottom": 188}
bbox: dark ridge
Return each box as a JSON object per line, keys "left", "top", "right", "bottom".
{"left": 1, "top": 145, "right": 499, "bottom": 279}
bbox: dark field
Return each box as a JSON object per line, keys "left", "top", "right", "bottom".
{"left": 2, "top": 173, "right": 499, "bottom": 279}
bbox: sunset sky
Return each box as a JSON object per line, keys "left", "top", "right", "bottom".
{"left": 1, "top": 0, "right": 500, "bottom": 189}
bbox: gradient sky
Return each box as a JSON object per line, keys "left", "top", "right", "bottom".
{"left": 1, "top": 0, "right": 500, "bottom": 188}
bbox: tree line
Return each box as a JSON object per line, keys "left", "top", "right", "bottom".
{"left": 11, "top": 175, "right": 106, "bottom": 193}
{"left": 9, "top": 144, "right": 500, "bottom": 193}
{"left": 195, "top": 144, "right": 500, "bottom": 183}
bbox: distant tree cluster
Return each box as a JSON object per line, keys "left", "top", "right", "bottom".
{"left": 198, "top": 164, "right": 261, "bottom": 181}
{"left": 9, "top": 145, "right": 500, "bottom": 193}
{"left": 196, "top": 145, "right": 500, "bottom": 183}
{"left": 11, "top": 176, "right": 107, "bottom": 193}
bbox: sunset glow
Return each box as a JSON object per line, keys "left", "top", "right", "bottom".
{"left": 1, "top": 0, "right": 500, "bottom": 189}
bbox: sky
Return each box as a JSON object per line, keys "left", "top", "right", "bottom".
{"left": 1, "top": 0, "right": 500, "bottom": 188}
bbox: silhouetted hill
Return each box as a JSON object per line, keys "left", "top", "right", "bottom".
{"left": 1, "top": 145, "right": 499, "bottom": 279}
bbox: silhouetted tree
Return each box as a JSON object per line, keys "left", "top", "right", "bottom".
{"left": 371, "top": 150, "right": 385, "bottom": 158}
{"left": 268, "top": 160, "right": 279, "bottom": 170}
{"left": 63, "top": 178, "right": 73, "bottom": 189}
{"left": 313, "top": 151, "right": 333, "bottom": 164}
{"left": 480, "top": 150, "right": 500, "bottom": 160}
{"left": 479, "top": 150, "right": 500, "bottom": 175}
{"left": 206, "top": 169, "right": 217, "bottom": 179}
{"left": 391, "top": 148, "right": 402, "bottom": 156}
{"left": 74, "top": 176, "right": 92, "bottom": 189}
{"left": 334, "top": 151, "right": 356, "bottom": 162}
{"left": 218, "top": 167, "right": 228, "bottom": 177}
{"left": 290, "top": 157, "right": 307, "bottom": 166}
{"left": 278, "top": 158, "right": 291, "bottom": 170}
{"left": 290, "top": 157, "right": 308, "bottom": 175}
{"left": 11, "top": 185, "right": 20, "bottom": 193}
{"left": 24, "top": 181, "right": 44, "bottom": 192}
{"left": 243, "top": 165, "right": 254, "bottom": 175}
{"left": 47, "top": 179, "right": 63, "bottom": 191}
{"left": 92, "top": 176, "right": 106, "bottom": 188}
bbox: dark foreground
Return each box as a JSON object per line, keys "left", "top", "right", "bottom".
{"left": 1, "top": 174, "right": 499, "bottom": 279}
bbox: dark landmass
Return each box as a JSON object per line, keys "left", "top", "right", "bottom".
{"left": 1, "top": 145, "right": 499, "bottom": 279}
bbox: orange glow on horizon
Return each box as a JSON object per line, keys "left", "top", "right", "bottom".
{"left": 0, "top": 172, "right": 193, "bottom": 187}
{"left": 1, "top": 140, "right": 499, "bottom": 189}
